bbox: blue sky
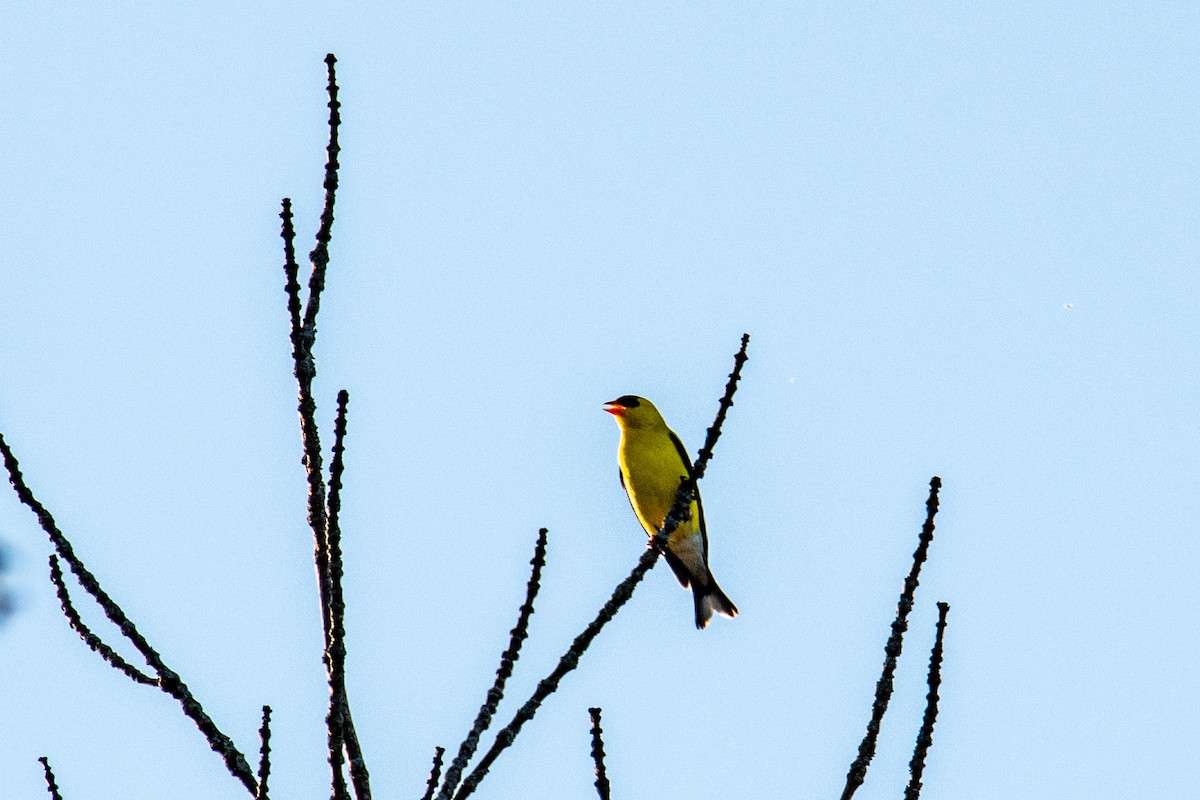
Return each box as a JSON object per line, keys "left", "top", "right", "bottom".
{"left": 2, "top": 3, "right": 1198, "bottom": 799}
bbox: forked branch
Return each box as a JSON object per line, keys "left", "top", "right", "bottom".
{"left": 0, "top": 433, "right": 258, "bottom": 794}
{"left": 279, "top": 53, "right": 370, "bottom": 800}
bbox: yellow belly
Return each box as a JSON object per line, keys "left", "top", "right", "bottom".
{"left": 619, "top": 437, "right": 698, "bottom": 545}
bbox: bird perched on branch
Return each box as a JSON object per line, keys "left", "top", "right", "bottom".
{"left": 604, "top": 395, "right": 737, "bottom": 629}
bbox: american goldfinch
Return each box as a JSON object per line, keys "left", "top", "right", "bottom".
{"left": 604, "top": 395, "right": 737, "bottom": 629}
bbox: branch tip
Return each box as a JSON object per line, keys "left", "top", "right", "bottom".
{"left": 39, "top": 757, "right": 63, "bottom": 800}
{"left": 438, "top": 528, "right": 550, "bottom": 800}
{"left": 904, "top": 603, "right": 950, "bottom": 800}
{"left": 422, "top": 747, "right": 447, "bottom": 800}
{"left": 257, "top": 706, "right": 273, "bottom": 800}
{"left": 588, "top": 708, "right": 612, "bottom": 800}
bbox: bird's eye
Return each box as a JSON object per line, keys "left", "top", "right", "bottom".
{"left": 616, "top": 395, "right": 641, "bottom": 408}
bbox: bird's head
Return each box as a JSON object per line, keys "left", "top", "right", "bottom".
{"left": 603, "top": 395, "right": 666, "bottom": 430}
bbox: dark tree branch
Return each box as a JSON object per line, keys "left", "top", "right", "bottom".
{"left": 47, "top": 555, "right": 155, "bottom": 685}
{"left": 327, "top": 389, "right": 351, "bottom": 800}
{"left": 281, "top": 198, "right": 302, "bottom": 351}
{"left": 649, "top": 333, "right": 750, "bottom": 558}
{"left": 839, "top": 476, "right": 943, "bottom": 800}
{"left": 38, "top": 757, "right": 62, "bottom": 800}
{"left": 257, "top": 706, "right": 273, "bottom": 800}
{"left": 279, "top": 55, "right": 369, "bottom": 800}
{"left": 281, "top": 169, "right": 331, "bottom": 670}
{"left": 422, "top": 747, "right": 446, "bottom": 800}
{"left": 0, "top": 433, "right": 258, "bottom": 794}
{"left": 451, "top": 336, "right": 749, "bottom": 800}
{"left": 588, "top": 708, "right": 612, "bottom": 800}
{"left": 438, "top": 529, "right": 549, "bottom": 800}
{"left": 302, "top": 53, "right": 342, "bottom": 341}
{"left": 694, "top": 332, "right": 750, "bottom": 473}
{"left": 278, "top": 54, "right": 343, "bottom": 668}
{"left": 904, "top": 602, "right": 950, "bottom": 800}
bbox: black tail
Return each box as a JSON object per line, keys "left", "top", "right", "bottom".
{"left": 693, "top": 575, "right": 738, "bottom": 629}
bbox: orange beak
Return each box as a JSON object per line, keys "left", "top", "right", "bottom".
{"left": 603, "top": 401, "right": 626, "bottom": 416}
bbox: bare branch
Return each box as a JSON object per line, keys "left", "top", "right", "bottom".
{"left": 588, "top": 708, "right": 611, "bottom": 800}
{"left": 649, "top": 333, "right": 750, "bottom": 558}
{"left": 302, "top": 53, "right": 343, "bottom": 340}
{"left": 0, "top": 433, "right": 258, "bottom": 794}
{"left": 341, "top": 707, "right": 369, "bottom": 798}
{"left": 47, "top": 555, "right": 155, "bottom": 685}
{"left": 38, "top": 757, "right": 63, "bottom": 800}
{"left": 904, "top": 602, "right": 950, "bottom": 800}
{"left": 279, "top": 55, "right": 370, "bottom": 800}
{"left": 327, "top": 389, "right": 351, "bottom": 800}
{"left": 257, "top": 706, "right": 273, "bottom": 800}
{"left": 280, "top": 198, "right": 302, "bottom": 350}
{"left": 438, "top": 529, "right": 549, "bottom": 799}
{"left": 693, "top": 332, "right": 751, "bottom": 476}
{"left": 281, "top": 201, "right": 332, "bottom": 665}
{"left": 839, "top": 476, "right": 943, "bottom": 800}
{"left": 421, "top": 747, "right": 446, "bottom": 800}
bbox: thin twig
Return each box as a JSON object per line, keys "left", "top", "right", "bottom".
{"left": 438, "top": 529, "right": 549, "bottom": 800}
{"left": 904, "top": 602, "right": 950, "bottom": 800}
{"left": 302, "top": 53, "right": 342, "bottom": 341}
{"left": 451, "top": 337, "right": 749, "bottom": 800}
{"left": 257, "top": 706, "right": 273, "bottom": 800}
{"left": 422, "top": 748, "right": 446, "bottom": 800}
{"left": 281, "top": 198, "right": 302, "bottom": 350}
{"left": 38, "top": 757, "right": 62, "bottom": 800}
{"left": 839, "top": 476, "right": 943, "bottom": 800}
{"left": 327, "top": 389, "right": 351, "bottom": 800}
{"left": 1, "top": 433, "right": 258, "bottom": 794}
{"left": 47, "top": 555, "right": 155, "bottom": 685}
{"left": 694, "top": 332, "right": 750, "bottom": 474}
{"left": 649, "top": 333, "right": 750, "bottom": 557}
{"left": 588, "top": 708, "right": 611, "bottom": 800}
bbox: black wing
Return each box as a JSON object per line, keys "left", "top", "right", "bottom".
{"left": 667, "top": 429, "right": 709, "bottom": 563}
{"left": 622, "top": 460, "right": 692, "bottom": 587}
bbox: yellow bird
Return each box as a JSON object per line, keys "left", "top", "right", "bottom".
{"left": 604, "top": 395, "right": 737, "bottom": 629}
